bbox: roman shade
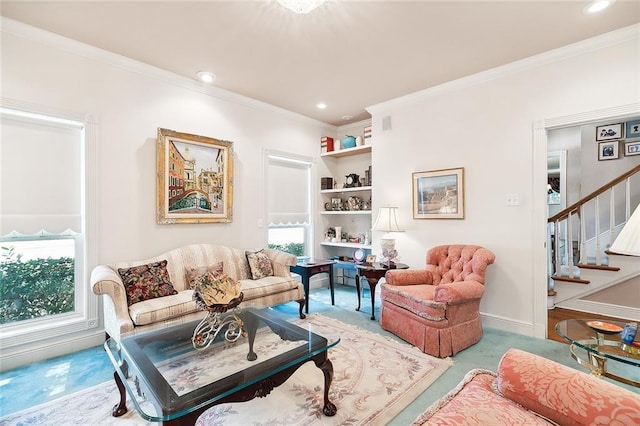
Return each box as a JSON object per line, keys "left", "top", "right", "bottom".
{"left": 266, "top": 153, "right": 311, "bottom": 226}
{"left": 1, "top": 111, "right": 83, "bottom": 236}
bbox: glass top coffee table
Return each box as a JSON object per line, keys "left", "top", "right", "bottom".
{"left": 104, "top": 307, "right": 339, "bottom": 425}
{"left": 555, "top": 318, "right": 640, "bottom": 388}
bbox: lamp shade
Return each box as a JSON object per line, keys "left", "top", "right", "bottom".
{"left": 372, "top": 207, "right": 403, "bottom": 233}
{"left": 610, "top": 204, "right": 640, "bottom": 256}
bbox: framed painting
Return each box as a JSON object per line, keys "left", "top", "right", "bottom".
{"left": 412, "top": 167, "right": 464, "bottom": 219}
{"left": 595, "top": 123, "right": 623, "bottom": 141}
{"left": 598, "top": 141, "right": 619, "bottom": 161}
{"left": 626, "top": 119, "right": 640, "bottom": 139}
{"left": 624, "top": 140, "right": 640, "bottom": 156}
{"left": 156, "top": 128, "right": 234, "bottom": 224}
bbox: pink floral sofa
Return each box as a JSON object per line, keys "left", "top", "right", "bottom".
{"left": 91, "top": 244, "right": 304, "bottom": 342}
{"left": 412, "top": 348, "right": 640, "bottom": 425}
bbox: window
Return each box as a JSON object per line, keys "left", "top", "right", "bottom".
{"left": 0, "top": 103, "right": 97, "bottom": 348}
{"left": 265, "top": 151, "right": 313, "bottom": 261}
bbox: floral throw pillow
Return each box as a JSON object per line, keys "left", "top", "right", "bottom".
{"left": 245, "top": 250, "right": 274, "bottom": 280}
{"left": 118, "top": 260, "right": 178, "bottom": 306}
{"left": 185, "top": 262, "right": 224, "bottom": 290}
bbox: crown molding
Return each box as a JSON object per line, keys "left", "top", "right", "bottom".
{"left": 367, "top": 24, "right": 640, "bottom": 117}
{"left": 1, "top": 17, "right": 335, "bottom": 130}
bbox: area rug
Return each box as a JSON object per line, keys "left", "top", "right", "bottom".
{"left": 0, "top": 314, "right": 452, "bottom": 426}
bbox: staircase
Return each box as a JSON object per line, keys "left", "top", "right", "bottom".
{"left": 547, "top": 165, "right": 640, "bottom": 319}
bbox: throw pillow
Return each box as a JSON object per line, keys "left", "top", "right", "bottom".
{"left": 245, "top": 249, "right": 274, "bottom": 280}
{"left": 118, "top": 259, "right": 178, "bottom": 306}
{"left": 185, "top": 262, "right": 224, "bottom": 290}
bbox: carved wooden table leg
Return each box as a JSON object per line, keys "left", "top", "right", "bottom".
{"left": 112, "top": 371, "right": 128, "bottom": 417}
{"left": 244, "top": 312, "right": 258, "bottom": 361}
{"left": 315, "top": 356, "right": 336, "bottom": 416}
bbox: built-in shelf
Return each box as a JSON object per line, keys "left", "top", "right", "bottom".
{"left": 321, "top": 242, "right": 372, "bottom": 249}
{"left": 321, "top": 211, "right": 372, "bottom": 215}
{"left": 321, "top": 145, "right": 371, "bottom": 159}
{"left": 321, "top": 186, "right": 372, "bottom": 194}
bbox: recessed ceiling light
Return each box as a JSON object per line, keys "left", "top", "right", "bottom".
{"left": 341, "top": 115, "right": 353, "bottom": 121}
{"left": 584, "top": 0, "right": 615, "bottom": 14}
{"left": 196, "top": 71, "right": 216, "bottom": 83}
{"left": 316, "top": 103, "right": 327, "bottom": 110}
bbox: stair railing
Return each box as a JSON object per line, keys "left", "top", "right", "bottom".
{"left": 547, "top": 165, "right": 640, "bottom": 291}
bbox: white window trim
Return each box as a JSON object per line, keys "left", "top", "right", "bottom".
{"left": 0, "top": 98, "right": 99, "bottom": 349}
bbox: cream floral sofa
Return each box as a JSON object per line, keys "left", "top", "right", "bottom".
{"left": 91, "top": 244, "right": 304, "bottom": 342}
{"left": 412, "top": 348, "right": 640, "bottom": 425}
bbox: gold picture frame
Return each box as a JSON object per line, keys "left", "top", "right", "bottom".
{"left": 412, "top": 167, "right": 464, "bottom": 219}
{"left": 156, "top": 128, "right": 233, "bottom": 224}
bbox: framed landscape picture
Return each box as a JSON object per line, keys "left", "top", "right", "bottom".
{"left": 412, "top": 167, "right": 464, "bottom": 219}
{"left": 156, "top": 128, "right": 234, "bottom": 224}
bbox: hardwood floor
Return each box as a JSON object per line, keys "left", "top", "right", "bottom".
{"left": 547, "top": 308, "right": 630, "bottom": 344}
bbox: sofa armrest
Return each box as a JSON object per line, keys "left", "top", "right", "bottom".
{"left": 385, "top": 269, "right": 433, "bottom": 286}
{"left": 497, "top": 348, "right": 640, "bottom": 425}
{"left": 263, "top": 248, "right": 297, "bottom": 277}
{"left": 91, "top": 265, "right": 134, "bottom": 339}
{"left": 434, "top": 280, "right": 484, "bottom": 304}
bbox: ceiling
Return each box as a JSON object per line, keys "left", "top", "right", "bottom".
{"left": 2, "top": 1, "right": 639, "bottom": 126}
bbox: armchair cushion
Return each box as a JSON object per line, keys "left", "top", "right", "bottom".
{"left": 117, "top": 259, "right": 178, "bottom": 306}
{"left": 381, "top": 284, "right": 446, "bottom": 321}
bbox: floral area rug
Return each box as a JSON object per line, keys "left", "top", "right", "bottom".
{"left": 0, "top": 314, "right": 452, "bottom": 426}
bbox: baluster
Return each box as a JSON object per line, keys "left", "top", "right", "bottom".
{"left": 609, "top": 187, "right": 615, "bottom": 254}
{"left": 580, "top": 204, "right": 587, "bottom": 265}
{"left": 553, "top": 220, "right": 562, "bottom": 275}
{"left": 567, "top": 212, "right": 575, "bottom": 278}
{"left": 625, "top": 177, "right": 631, "bottom": 220}
{"left": 595, "top": 196, "right": 601, "bottom": 265}
{"left": 548, "top": 222, "right": 555, "bottom": 292}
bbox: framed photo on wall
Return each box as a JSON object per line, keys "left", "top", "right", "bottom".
{"left": 624, "top": 140, "right": 640, "bottom": 156}
{"left": 412, "top": 167, "right": 464, "bottom": 219}
{"left": 156, "top": 128, "right": 234, "bottom": 224}
{"left": 598, "top": 141, "right": 619, "bottom": 161}
{"left": 595, "top": 123, "right": 623, "bottom": 141}
{"left": 625, "top": 120, "right": 640, "bottom": 139}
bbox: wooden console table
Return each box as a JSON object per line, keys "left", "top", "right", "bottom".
{"left": 290, "top": 260, "right": 335, "bottom": 314}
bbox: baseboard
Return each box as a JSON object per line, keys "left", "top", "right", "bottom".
{"left": 0, "top": 330, "right": 105, "bottom": 371}
{"left": 480, "top": 312, "right": 537, "bottom": 337}
{"left": 555, "top": 299, "right": 639, "bottom": 321}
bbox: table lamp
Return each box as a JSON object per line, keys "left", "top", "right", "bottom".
{"left": 372, "top": 206, "right": 404, "bottom": 268}
{"left": 609, "top": 204, "right": 640, "bottom": 256}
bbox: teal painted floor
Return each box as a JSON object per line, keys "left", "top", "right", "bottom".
{"left": 1, "top": 284, "right": 637, "bottom": 422}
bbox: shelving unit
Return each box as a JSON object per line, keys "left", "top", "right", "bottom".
{"left": 319, "top": 123, "right": 373, "bottom": 276}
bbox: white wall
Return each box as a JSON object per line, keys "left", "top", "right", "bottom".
{"left": 367, "top": 25, "right": 640, "bottom": 336}
{"left": 1, "top": 19, "right": 334, "bottom": 368}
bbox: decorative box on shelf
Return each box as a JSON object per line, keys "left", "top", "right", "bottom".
{"left": 321, "top": 136, "right": 334, "bottom": 153}
{"left": 321, "top": 177, "right": 333, "bottom": 190}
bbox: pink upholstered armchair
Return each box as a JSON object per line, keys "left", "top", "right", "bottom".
{"left": 380, "top": 245, "right": 495, "bottom": 358}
